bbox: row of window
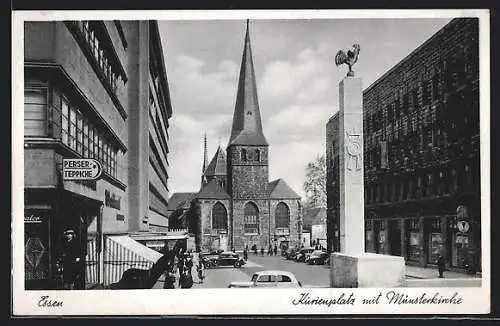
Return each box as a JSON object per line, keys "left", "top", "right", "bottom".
{"left": 365, "top": 55, "right": 477, "bottom": 134}
{"left": 365, "top": 164, "right": 477, "bottom": 205}
{"left": 210, "top": 202, "right": 291, "bottom": 234}
{"left": 24, "top": 85, "right": 120, "bottom": 179}
{"left": 78, "top": 21, "right": 122, "bottom": 93}
{"left": 61, "top": 96, "right": 118, "bottom": 178}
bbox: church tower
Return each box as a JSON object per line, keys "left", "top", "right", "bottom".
{"left": 227, "top": 20, "right": 270, "bottom": 250}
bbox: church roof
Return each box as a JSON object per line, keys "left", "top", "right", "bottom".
{"left": 168, "top": 192, "right": 197, "bottom": 211}
{"left": 228, "top": 20, "right": 268, "bottom": 147}
{"left": 269, "top": 178, "right": 301, "bottom": 199}
{"left": 203, "top": 146, "right": 227, "bottom": 176}
{"left": 197, "top": 179, "right": 231, "bottom": 200}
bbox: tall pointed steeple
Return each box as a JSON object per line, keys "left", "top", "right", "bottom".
{"left": 201, "top": 133, "right": 208, "bottom": 185}
{"left": 228, "top": 20, "right": 268, "bottom": 147}
{"left": 202, "top": 133, "right": 208, "bottom": 173}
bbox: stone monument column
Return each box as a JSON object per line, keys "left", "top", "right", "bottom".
{"left": 330, "top": 44, "right": 405, "bottom": 288}
{"left": 338, "top": 76, "right": 365, "bottom": 254}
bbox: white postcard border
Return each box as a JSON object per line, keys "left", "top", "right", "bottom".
{"left": 12, "top": 9, "right": 491, "bottom": 316}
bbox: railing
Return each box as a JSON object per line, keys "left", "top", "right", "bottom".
{"left": 85, "top": 238, "right": 99, "bottom": 288}
{"left": 167, "top": 228, "right": 188, "bottom": 234}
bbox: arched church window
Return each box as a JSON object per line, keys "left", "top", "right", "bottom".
{"left": 275, "top": 202, "right": 290, "bottom": 229}
{"left": 244, "top": 202, "right": 259, "bottom": 234}
{"left": 212, "top": 202, "right": 228, "bottom": 230}
{"left": 241, "top": 148, "right": 247, "bottom": 161}
{"left": 255, "top": 149, "right": 260, "bottom": 161}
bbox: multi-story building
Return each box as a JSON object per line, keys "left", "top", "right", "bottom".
{"left": 326, "top": 18, "right": 480, "bottom": 273}
{"left": 23, "top": 20, "right": 172, "bottom": 289}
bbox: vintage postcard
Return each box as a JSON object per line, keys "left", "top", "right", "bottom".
{"left": 12, "top": 9, "right": 490, "bottom": 316}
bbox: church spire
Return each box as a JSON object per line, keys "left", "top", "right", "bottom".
{"left": 201, "top": 133, "right": 208, "bottom": 185}
{"left": 228, "top": 19, "right": 268, "bottom": 147}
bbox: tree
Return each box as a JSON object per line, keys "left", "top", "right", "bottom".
{"left": 303, "top": 154, "right": 327, "bottom": 209}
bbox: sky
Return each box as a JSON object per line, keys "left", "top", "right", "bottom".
{"left": 158, "top": 18, "right": 452, "bottom": 199}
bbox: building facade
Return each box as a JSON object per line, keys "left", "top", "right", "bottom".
{"left": 23, "top": 20, "right": 172, "bottom": 289}
{"left": 170, "top": 22, "right": 302, "bottom": 253}
{"left": 326, "top": 18, "right": 480, "bottom": 273}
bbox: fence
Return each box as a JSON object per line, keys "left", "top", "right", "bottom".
{"left": 85, "top": 238, "right": 99, "bottom": 288}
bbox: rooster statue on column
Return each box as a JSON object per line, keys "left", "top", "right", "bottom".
{"left": 335, "top": 44, "right": 360, "bottom": 77}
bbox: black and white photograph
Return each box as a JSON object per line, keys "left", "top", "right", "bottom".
{"left": 12, "top": 9, "right": 490, "bottom": 315}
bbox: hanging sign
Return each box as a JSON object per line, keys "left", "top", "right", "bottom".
{"left": 63, "top": 158, "right": 102, "bottom": 181}
{"left": 457, "top": 220, "right": 470, "bottom": 233}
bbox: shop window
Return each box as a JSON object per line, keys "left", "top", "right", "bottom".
{"left": 427, "top": 219, "right": 442, "bottom": 264}
{"left": 244, "top": 202, "right": 259, "bottom": 234}
{"left": 241, "top": 148, "right": 248, "bottom": 162}
{"left": 406, "top": 219, "right": 420, "bottom": 262}
{"left": 212, "top": 202, "right": 228, "bottom": 230}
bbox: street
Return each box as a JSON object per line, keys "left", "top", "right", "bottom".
{"left": 161, "top": 254, "right": 482, "bottom": 289}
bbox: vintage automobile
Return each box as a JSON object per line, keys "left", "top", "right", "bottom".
{"left": 295, "top": 247, "right": 315, "bottom": 263}
{"left": 306, "top": 250, "right": 329, "bottom": 265}
{"left": 284, "top": 247, "right": 298, "bottom": 260}
{"left": 228, "top": 270, "right": 302, "bottom": 288}
{"left": 209, "top": 251, "right": 246, "bottom": 268}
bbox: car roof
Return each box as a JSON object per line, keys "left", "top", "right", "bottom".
{"left": 254, "top": 270, "right": 296, "bottom": 277}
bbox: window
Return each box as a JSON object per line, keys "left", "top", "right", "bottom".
{"left": 77, "top": 21, "right": 122, "bottom": 93}
{"left": 212, "top": 202, "right": 228, "bottom": 230}
{"left": 255, "top": 149, "right": 260, "bottom": 162}
{"left": 24, "top": 88, "right": 47, "bottom": 136}
{"left": 275, "top": 202, "right": 290, "bottom": 229}
{"left": 244, "top": 202, "right": 259, "bottom": 234}
{"left": 277, "top": 275, "right": 292, "bottom": 282}
{"left": 257, "top": 275, "right": 275, "bottom": 283}
{"left": 59, "top": 96, "right": 119, "bottom": 178}
{"left": 241, "top": 148, "right": 248, "bottom": 161}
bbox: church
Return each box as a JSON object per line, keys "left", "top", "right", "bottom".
{"left": 169, "top": 21, "right": 302, "bottom": 252}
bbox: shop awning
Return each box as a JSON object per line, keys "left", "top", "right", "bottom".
{"left": 129, "top": 233, "right": 189, "bottom": 241}
{"left": 107, "top": 235, "right": 162, "bottom": 262}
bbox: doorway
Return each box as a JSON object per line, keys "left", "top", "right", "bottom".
{"left": 389, "top": 219, "right": 402, "bottom": 256}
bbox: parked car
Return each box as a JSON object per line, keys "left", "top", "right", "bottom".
{"left": 306, "top": 250, "right": 329, "bottom": 265}
{"left": 211, "top": 251, "right": 246, "bottom": 268}
{"left": 285, "top": 247, "right": 298, "bottom": 260}
{"left": 295, "top": 247, "right": 315, "bottom": 262}
{"left": 228, "top": 270, "right": 302, "bottom": 288}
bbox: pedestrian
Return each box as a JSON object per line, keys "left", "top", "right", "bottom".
{"left": 437, "top": 254, "right": 445, "bottom": 278}
{"left": 59, "top": 229, "right": 84, "bottom": 290}
{"left": 197, "top": 258, "right": 205, "bottom": 284}
{"left": 243, "top": 248, "right": 248, "bottom": 261}
{"left": 232, "top": 247, "right": 236, "bottom": 253}
{"left": 260, "top": 247, "right": 264, "bottom": 256}
{"left": 251, "top": 244, "right": 257, "bottom": 255}
{"left": 268, "top": 245, "right": 272, "bottom": 256}
{"left": 273, "top": 245, "right": 278, "bottom": 256}
{"left": 191, "top": 251, "right": 200, "bottom": 283}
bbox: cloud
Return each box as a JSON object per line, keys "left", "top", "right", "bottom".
{"left": 259, "top": 42, "right": 335, "bottom": 104}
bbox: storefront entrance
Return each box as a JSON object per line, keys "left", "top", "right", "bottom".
{"left": 25, "top": 209, "right": 52, "bottom": 290}
{"left": 388, "top": 219, "right": 402, "bottom": 256}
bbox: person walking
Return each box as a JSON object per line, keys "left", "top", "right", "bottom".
{"left": 273, "top": 245, "right": 278, "bottom": 256}
{"left": 243, "top": 247, "right": 248, "bottom": 261}
{"left": 260, "top": 247, "right": 264, "bottom": 256}
{"left": 59, "top": 229, "right": 84, "bottom": 290}
{"left": 197, "top": 258, "right": 205, "bottom": 284}
{"left": 191, "top": 252, "right": 200, "bottom": 284}
{"left": 437, "top": 254, "right": 446, "bottom": 278}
